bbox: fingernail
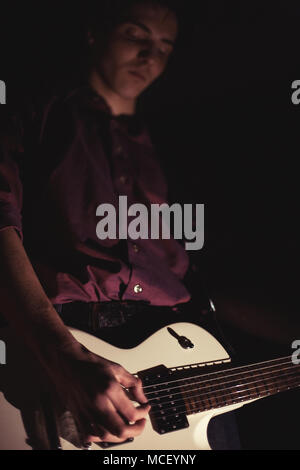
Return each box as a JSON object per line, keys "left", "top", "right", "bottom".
{"left": 82, "top": 442, "right": 92, "bottom": 450}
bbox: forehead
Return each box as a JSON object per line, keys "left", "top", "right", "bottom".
{"left": 124, "top": 2, "right": 178, "bottom": 40}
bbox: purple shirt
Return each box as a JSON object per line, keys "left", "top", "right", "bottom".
{"left": 0, "top": 85, "right": 191, "bottom": 306}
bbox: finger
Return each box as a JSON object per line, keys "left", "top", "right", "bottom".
{"left": 69, "top": 403, "right": 109, "bottom": 447}
{"left": 107, "top": 384, "right": 151, "bottom": 424}
{"left": 73, "top": 414, "right": 98, "bottom": 447}
{"left": 128, "top": 378, "right": 149, "bottom": 405}
{"left": 85, "top": 424, "right": 119, "bottom": 444}
{"left": 78, "top": 420, "right": 120, "bottom": 445}
{"left": 86, "top": 430, "right": 130, "bottom": 444}
{"left": 93, "top": 394, "right": 135, "bottom": 437}
{"left": 93, "top": 393, "right": 149, "bottom": 440}
{"left": 114, "top": 369, "right": 148, "bottom": 404}
{"left": 90, "top": 418, "right": 148, "bottom": 443}
{"left": 125, "top": 386, "right": 149, "bottom": 405}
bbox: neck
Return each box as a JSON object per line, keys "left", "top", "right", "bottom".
{"left": 143, "top": 356, "right": 300, "bottom": 417}
{"left": 89, "top": 68, "right": 136, "bottom": 117}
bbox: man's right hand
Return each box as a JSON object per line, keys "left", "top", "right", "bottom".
{"left": 0, "top": 229, "right": 151, "bottom": 446}
{"left": 45, "top": 341, "right": 151, "bottom": 445}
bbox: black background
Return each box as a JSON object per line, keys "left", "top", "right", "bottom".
{"left": 1, "top": 0, "right": 300, "bottom": 450}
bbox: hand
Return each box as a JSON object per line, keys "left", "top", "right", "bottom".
{"left": 43, "top": 342, "right": 151, "bottom": 446}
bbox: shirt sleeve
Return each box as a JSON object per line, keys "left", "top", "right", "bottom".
{"left": 0, "top": 109, "right": 24, "bottom": 240}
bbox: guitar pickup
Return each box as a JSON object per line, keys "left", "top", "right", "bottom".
{"left": 137, "top": 365, "right": 189, "bottom": 436}
{"left": 150, "top": 410, "right": 189, "bottom": 435}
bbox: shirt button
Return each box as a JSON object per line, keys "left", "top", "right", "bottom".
{"left": 133, "top": 244, "right": 139, "bottom": 253}
{"left": 115, "top": 145, "right": 123, "bottom": 155}
{"left": 115, "top": 146, "right": 127, "bottom": 159}
{"left": 119, "top": 175, "right": 128, "bottom": 184}
{"left": 134, "top": 284, "right": 143, "bottom": 294}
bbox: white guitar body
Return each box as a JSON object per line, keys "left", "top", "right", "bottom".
{"left": 0, "top": 322, "right": 260, "bottom": 450}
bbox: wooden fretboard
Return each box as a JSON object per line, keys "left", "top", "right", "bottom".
{"left": 178, "top": 356, "right": 300, "bottom": 414}
{"left": 144, "top": 356, "right": 300, "bottom": 419}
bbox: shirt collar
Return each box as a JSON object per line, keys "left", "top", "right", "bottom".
{"left": 62, "top": 81, "right": 147, "bottom": 138}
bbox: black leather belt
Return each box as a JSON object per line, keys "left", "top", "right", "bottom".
{"left": 53, "top": 300, "right": 187, "bottom": 333}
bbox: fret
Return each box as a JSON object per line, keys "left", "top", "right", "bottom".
{"left": 205, "top": 378, "right": 225, "bottom": 409}
{"left": 270, "top": 366, "right": 282, "bottom": 394}
{"left": 238, "top": 367, "right": 254, "bottom": 400}
{"left": 255, "top": 362, "right": 300, "bottom": 397}
{"left": 247, "top": 367, "right": 264, "bottom": 399}
{"left": 280, "top": 363, "right": 300, "bottom": 391}
{"left": 180, "top": 379, "right": 202, "bottom": 414}
{"left": 199, "top": 386, "right": 212, "bottom": 411}
{"left": 143, "top": 357, "right": 300, "bottom": 423}
{"left": 216, "top": 372, "right": 238, "bottom": 407}
{"left": 213, "top": 376, "right": 239, "bottom": 407}
{"left": 259, "top": 368, "right": 272, "bottom": 396}
{"left": 225, "top": 375, "right": 245, "bottom": 404}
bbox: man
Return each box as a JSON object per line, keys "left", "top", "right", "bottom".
{"left": 0, "top": 0, "right": 239, "bottom": 449}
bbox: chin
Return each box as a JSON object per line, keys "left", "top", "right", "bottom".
{"left": 119, "top": 85, "right": 146, "bottom": 100}
{"left": 114, "top": 78, "right": 148, "bottom": 100}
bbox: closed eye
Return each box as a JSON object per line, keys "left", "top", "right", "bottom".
{"left": 125, "top": 26, "right": 147, "bottom": 41}
{"left": 158, "top": 45, "right": 173, "bottom": 57}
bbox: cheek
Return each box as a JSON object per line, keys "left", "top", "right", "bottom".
{"left": 152, "top": 59, "right": 168, "bottom": 80}
{"left": 109, "top": 40, "right": 140, "bottom": 65}
{"left": 95, "top": 44, "right": 137, "bottom": 84}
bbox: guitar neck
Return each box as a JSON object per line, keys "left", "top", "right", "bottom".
{"left": 144, "top": 356, "right": 300, "bottom": 418}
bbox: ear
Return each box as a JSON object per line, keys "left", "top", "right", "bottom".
{"left": 87, "top": 31, "right": 95, "bottom": 46}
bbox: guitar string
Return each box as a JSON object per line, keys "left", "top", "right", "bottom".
{"left": 146, "top": 373, "right": 300, "bottom": 421}
{"left": 144, "top": 368, "right": 300, "bottom": 416}
{"left": 142, "top": 358, "right": 297, "bottom": 396}
{"left": 141, "top": 355, "right": 293, "bottom": 390}
{"left": 144, "top": 370, "right": 300, "bottom": 418}
{"left": 143, "top": 360, "right": 298, "bottom": 400}
{"left": 143, "top": 362, "right": 298, "bottom": 405}
{"left": 148, "top": 376, "right": 300, "bottom": 423}
{"left": 143, "top": 360, "right": 295, "bottom": 397}
{"left": 147, "top": 378, "right": 300, "bottom": 424}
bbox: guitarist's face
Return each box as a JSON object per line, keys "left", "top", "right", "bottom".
{"left": 89, "top": 1, "right": 178, "bottom": 101}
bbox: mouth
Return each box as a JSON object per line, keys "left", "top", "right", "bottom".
{"left": 129, "top": 70, "right": 147, "bottom": 82}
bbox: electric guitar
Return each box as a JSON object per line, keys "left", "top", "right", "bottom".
{"left": 0, "top": 319, "right": 299, "bottom": 450}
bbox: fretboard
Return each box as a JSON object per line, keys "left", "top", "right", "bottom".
{"left": 181, "top": 356, "right": 300, "bottom": 415}
{"left": 144, "top": 356, "right": 300, "bottom": 418}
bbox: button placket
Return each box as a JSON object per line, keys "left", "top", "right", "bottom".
{"left": 115, "top": 144, "right": 123, "bottom": 155}
{"left": 132, "top": 244, "right": 139, "bottom": 253}
{"left": 119, "top": 175, "right": 128, "bottom": 185}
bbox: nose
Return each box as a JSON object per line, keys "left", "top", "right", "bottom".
{"left": 137, "top": 45, "right": 158, "bottom": 65}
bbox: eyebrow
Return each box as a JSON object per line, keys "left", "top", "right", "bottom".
{"left": 125, "top": 20, "right": 176, "bottom": 47}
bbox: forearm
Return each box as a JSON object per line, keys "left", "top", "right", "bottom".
{"left": 0, "top": 227, "right": 78, "bottom": 361}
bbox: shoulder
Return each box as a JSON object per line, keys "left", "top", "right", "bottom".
{"left": 0, "top": 81, "right": 88, "bottom": 159}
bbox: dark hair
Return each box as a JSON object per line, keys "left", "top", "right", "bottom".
{"left": 85, "top": 0, "right": 183, "bottom": 40}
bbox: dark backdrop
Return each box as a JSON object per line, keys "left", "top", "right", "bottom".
{"left": 1, "top": 0, "right": 300, "bottom": 450}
